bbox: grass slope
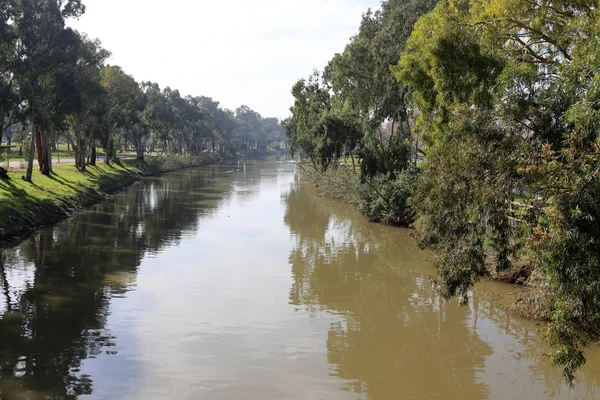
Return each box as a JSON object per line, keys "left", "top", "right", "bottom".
{"left": 0, "top": 154, "right": 222, "bottom": 243}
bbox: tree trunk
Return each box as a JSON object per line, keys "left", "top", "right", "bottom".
{"left": 40, "top": 131, "right": 52, "bottom": 176}
{"left": 24, "top": 111, "right": 36, "bottom": 182}
{"left": 90, "top": 145, "right": 96, "bottom": 166}
{"left": 104, "top": 126, "right": 112, "bottom": 165}
{"left": 76, "top": 138, "right": 86, "bottom": 172}
{"left": 35, "top": 129, "right": 43, "bottom": 170}
{"left": 136, "top": 137, "right": 144, "bottom": 160}
{"left": 74, "top": 145, "right": 80, "bottom": 168}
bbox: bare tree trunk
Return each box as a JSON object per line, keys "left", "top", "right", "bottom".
{"left": 75, "top": 136, "right": 86, "bottom": 172}
{"left": 136, "top": 136, "right": 144, "bottom": 161}
{"left": 24, "top": 104, "right": 36, "bottom": 182}
{"left": 80, "top": 138, "right": 86, "bottom": 172}
{"left": 0, "top": 128, "right": 5, "bottom": 178}
{"left": 90, "top": 144, "right": 96, "bottom": 166}
{"left": 104, "top": 116, "right": 112, "bottom": 165}
{"left": 73, "top": 145, "right": 80, "bottom": 168}
{"left": 35, "top": 129, "right": 43, "bottom": 171}
{"left": 40, "top": 131, "right": 52, "bottom": 175}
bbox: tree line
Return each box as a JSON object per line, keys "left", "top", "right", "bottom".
{"left": 285, "top": 0, "right": 600, "bottom": 383}
{"left": 0, "top": 0, "right": 286, "bottom": 181}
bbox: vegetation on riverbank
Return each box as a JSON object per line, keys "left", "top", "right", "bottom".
{"left": 0, "top": 153, "right": 222, "bottom": 243}
{"left": 0, "top": 1, "right": 287, "bottom": 181}
{"left": 300, "top": 164, "right": 416, "bottom": 226}
{"left": 285, "top": 0, "right": 600, "bottom": 383}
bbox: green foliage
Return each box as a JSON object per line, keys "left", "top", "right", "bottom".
{"left": 358, "top": 169, "right": 418, "bottom": 225}
{"left": 396, "top": 0, "right": 600, "bottom": 382}
{"left": 143, "top": 153, "right": 222, "bottom": 175}
{"left": 302, "top": 165, "right": 362, "bottom": 205}
{"left": 285, "top": 0, "right": 437, "bottom": 228}
{"left": 0, "top": 1, "right": 286, "bottom": 180}
{"left": 21, "top": 138, "right": 32, "bottom": 163}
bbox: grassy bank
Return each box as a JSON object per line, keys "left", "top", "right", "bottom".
{"left": 0, "top": 153, "right": 222, "bottom": 243}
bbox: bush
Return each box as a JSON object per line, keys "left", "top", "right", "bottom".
{"left": 0, "top": 150, "right": 8, "bottom": 169}
{"left": 358, "top": 169, "right": 418, "bottom": 225}
{"left": 143, "top": 153, "right": 223, "bottom": 175}
{"left": 303, "top": 164, "right": 362, "bottom": 204}
{"left": 303, "top": 162, "right": 418, "bottom": 226}
{"left": 21, "top": 138, "right": 32, "bottom": 163}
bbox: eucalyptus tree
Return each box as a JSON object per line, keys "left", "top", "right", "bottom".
{"left": 262, "top": 117, "right": 285, "bottom": 149}
{"left": 327, "top": 0, "right": 437, "bottom": 177}
{"left": 193, "top": 96, "right": 233, "bottom": 153}
{"left": 13, "top": 0, "right": 86, "bottom": 181}
{"left": 396, "top": 0, "right": 600, "bottom": 383}
{"left": 234, "top": 105, "right": 262, "bottom": 150}
{"left": 141, "top": 82, "right": 173, "bottom": 154}
{"left": 60, "top": 33, "right": 110, "bottom": 171}
{"left": 0, "top": 0, "right": 19, "bottom": 161}
{"left": 100, "top": 65, "right": 142, "bottom": 163}
{"left": 288, "top": 71, "right": 361, "bottom": 172}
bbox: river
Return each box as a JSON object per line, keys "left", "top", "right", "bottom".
{"left": 1, "top": 158, "right": 599, "bottom": 399}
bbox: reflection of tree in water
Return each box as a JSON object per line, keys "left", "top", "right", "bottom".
{"left": 471, "top": 292, "right": 600, "bottom": 398}
{"left": 283, "top": 182, "right": 493, "bottom": 399}
{"left": 0, "top": 166, "right": 235, "bottom": 399}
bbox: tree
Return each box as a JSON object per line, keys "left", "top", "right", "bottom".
{"left": 327, "top": 0, "right": 437, "bottom": 177}
{"left": 13, "top": 0, "right": 86, "bottom": 180}
{"left": 0, "top": 0, "right": 20, "bottom": 177}
{"left": 100, "top": 65, "right": 143, "bottom": 162}
{"left": 396, "top": 0, "right": 600, "bottom": 382}
{"left": 61, "top": 33, "right": 110, "bottom": 171}
{"left": 141, "top": 82, "right": 173, "bottom": 154}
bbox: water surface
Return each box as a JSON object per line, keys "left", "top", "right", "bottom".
{"left": 1, "top": 158, "right": 599, "bottom": 399}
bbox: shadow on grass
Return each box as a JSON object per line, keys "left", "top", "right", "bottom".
{"left": 47, "top": 173, "right": 80, "bottom": 192}
{"left": 0, "top": 164, "right": 140, "bottom": 242}
{"left": 0, "top": 178, "right": 27, "bottom": 197}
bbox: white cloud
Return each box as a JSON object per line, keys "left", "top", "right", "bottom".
{"left": 69, "top": 0, "right": 380, "bottom": 119}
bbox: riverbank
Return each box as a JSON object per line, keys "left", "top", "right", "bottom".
{"left": 300, "top": 163, "right": 536, "bottom": 284}
{"left": 0, "top": 154, "right": 223, "bottom": 244}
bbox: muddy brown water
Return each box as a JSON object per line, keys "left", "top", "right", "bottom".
{"left": 1, "top": 158, "right": 599, "bottom": 399}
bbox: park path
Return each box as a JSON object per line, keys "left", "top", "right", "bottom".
{"left": 6, "top": 153, "right": 139, "bottom": 169}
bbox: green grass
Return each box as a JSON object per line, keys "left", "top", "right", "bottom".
{"left": 0, "top": 160, "right": 145, "bottom": 241}
{"left": 1, "top": 148, "right": 76, "bottom": 164}
{"left": 0, "top": 153, "right": 223, "bottom": 242}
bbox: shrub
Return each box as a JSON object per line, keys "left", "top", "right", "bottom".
{"left": 358, "top": 169, "right": 418, "bottom": 225}
{"left": 21, "top": 138, "right": 32, "bottom": 163}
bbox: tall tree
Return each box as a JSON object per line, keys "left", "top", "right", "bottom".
{"left": 396, "top": 0, "right": 600, "bottom": 382}
{"left": 14, "top": 0, "right": 86, "bottom": 181}
{"left": 0, "top": 0, "right": 19, "bottom": 176}
{"left": 61, "top": 33, "right": 109, "bottom": 171}
{"left": 100, "top": 65, "right": 142, "bottom": 163}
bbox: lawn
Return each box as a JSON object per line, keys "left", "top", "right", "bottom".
{"left": 0, "top": 160, "right": 143, "bottom": 240}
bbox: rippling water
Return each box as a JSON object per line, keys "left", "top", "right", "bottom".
{"left": 1, "top": 158, "right": 599, "bottom": 399}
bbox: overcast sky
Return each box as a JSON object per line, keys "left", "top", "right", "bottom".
{"left": 68, "top": 0, "right": 381, "bottom": 119}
